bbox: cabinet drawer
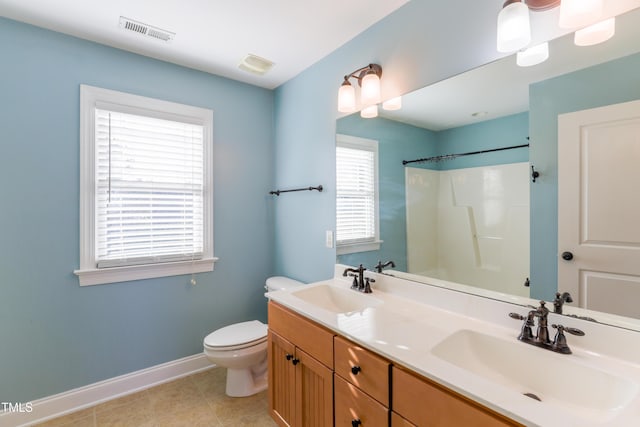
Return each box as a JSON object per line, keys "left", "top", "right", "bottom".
{"left": 334, "top": 336, "right": 390, "bottom": 406}
{"left": 268, "top": 302, "right": 334, "bottom": 368}
{"left": 335, "top": 374, "right": 388, "bottom": 427}
{"left": 392, "top": 367, "right": 521, "bottom": 427}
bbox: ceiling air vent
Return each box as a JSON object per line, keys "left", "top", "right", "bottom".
{"left": 239, "top": 54, "right": 275, "bottom": 76}
{"left": 119, "top": 16, "right": 175, "bottom": 43}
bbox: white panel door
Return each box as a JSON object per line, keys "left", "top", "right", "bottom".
{"left": 558, "top": 99, "right": 640, "bottom": 319}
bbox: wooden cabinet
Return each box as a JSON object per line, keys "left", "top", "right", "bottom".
{"left": 268, "top": 302, "right": 334, "bottom": 427}
{"left": 392, "top": 367, "right": 523, "bottom": 427}
{"left": 268, "top": 301, "right": 523, "bottom": 427}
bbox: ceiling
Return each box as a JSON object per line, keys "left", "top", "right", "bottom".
{"left": 0, "top": 0, "right": 408, "bottom": 89}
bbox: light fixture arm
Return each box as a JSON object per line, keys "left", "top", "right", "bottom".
{"left": 342, "top": 64, "right": 382, "bottom": 87}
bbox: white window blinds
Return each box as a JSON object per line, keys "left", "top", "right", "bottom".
{"left": 95, "top": 109, "right": 204, "bottom": 268}
{"left": 336, "top": 136, "right": 378, "bottom": 245}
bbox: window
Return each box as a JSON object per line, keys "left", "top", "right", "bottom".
{"left": 336, "top": 134, "right": 381, "bottom": 255}
{"left": 75, "top": 85, "right": 216, "bottom": 286}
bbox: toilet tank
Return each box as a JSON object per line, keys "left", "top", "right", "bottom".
{"left": 265, "top": 276, "right": 304, "bottom": 292}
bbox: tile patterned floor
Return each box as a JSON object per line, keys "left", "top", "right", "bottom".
{"left": 34, "top": 368, "right": 277, "bottom": 427}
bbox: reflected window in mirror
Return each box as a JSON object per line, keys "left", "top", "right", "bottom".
{"left": 336, "top": 134, "right": 381, "bottom": 255}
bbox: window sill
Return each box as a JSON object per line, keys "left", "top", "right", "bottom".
{"left": 336, "top": 240, "right": 383, "bottom": 255}
{"left": 74, "top": 257, "right": 218, "bottom": 286}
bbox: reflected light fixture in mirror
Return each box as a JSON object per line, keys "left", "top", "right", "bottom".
{"left": 383, "top": 96, "right": 402, "bottom": 111}
{"left": 517, "top": 41, "right": 549, "bottom": 66}
{"left": 497, "top": 1, "right": 532, "bottom": 52}
{"left": 361, "top": 104, "right": 378, "bottom": 118}
{"left": 497, "top": 0, "right": 612, "bottom": 67}
{"left": 574, "top": 17, "right": 616, "bottom": 46}
{"left": 559, "top": 0, "right": 604, "bottom": 28}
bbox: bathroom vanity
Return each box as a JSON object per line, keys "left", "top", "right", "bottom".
{"left": 267, "top": 265, "right": 640, "bottom": 427}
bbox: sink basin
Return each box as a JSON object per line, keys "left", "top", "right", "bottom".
{"left": 289, "top": 284, "right": 382, "bottom": 314}
{"left": 431, "top": 329, "right": 638, "bottom": 420}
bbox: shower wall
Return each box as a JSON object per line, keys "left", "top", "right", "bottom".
{"left": 406, "top": 162, "right": 530, "bottom": 297}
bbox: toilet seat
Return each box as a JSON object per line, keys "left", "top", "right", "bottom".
{"left": 204, "top": 320, "right": 268, "bottom": 351}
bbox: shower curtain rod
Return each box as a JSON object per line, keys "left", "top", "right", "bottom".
{"left": 402, "top": 143, "right": 529, "bottom": 166}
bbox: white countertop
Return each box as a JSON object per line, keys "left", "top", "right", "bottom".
{"left": 267, "top": 265, "right": 640, "bottom": 427}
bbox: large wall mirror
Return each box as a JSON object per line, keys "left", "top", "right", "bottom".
{"left": 336, "top": 6, "right": 640, "bottom": 330}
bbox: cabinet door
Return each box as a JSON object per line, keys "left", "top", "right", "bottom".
{"left": 295, "top": 348, "right": 333, "bottom": 427}
{"left": 269, "top": 301, "right": 334, "bottom": 368}
{"left": 269, "top": 331, "right": 296, "bottom": 427}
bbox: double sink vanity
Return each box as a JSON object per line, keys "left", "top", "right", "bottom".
{"left": 266, "top": 264, "right": 640, "bottom": 426}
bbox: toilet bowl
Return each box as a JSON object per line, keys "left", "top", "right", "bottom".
{"left": 203, "top": 276, "right": 303, "bottom": 397}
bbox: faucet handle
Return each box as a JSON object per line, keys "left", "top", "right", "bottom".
{"left": 552, "top": 324, "right": 585, "bottom": 336}
{"left": 509, "top": 312, "right": 525, "bottom": 320}
{"left": 509, "top": 312, "right": 534, "bottom": 341}
{"left": 551, "top": 324, "right": 584, "bottom": 354}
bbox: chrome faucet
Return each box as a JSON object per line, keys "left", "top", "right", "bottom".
{"left": 509, "top": 301, "right": 585, "bottom": 354}
{"left": 342, "top": 264, "right": 374, "bottom": 293}
{"left": 553, "top": 291, "right": 573, "bottom": 314}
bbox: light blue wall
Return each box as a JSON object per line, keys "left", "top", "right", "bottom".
{"left": 336, "top": 115, "right": 438, "bottom": 271}
{"left": 0, "top": 18, "right": 274, "bottom": 402}
{"left": 436, "top": 112, "right": 529, "bottom": 170}
{"left": 529, "top": 51, "right": 640, "bottom": 300}
{"left": 335, "top": 112, "right": 528, "bottom": 271}
{"left": 273, "top": 0, "right": 505, "bottom": 282}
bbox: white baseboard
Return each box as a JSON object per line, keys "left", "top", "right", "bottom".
{"left": 0, "top": 353, "right": 214, "bottom": 427}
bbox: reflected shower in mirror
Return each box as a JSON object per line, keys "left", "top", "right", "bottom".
{"left": 336, "top": 6, "right": 640, "bottom": 329}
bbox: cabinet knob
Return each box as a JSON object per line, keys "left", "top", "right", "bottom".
{"left": 351, "top": 420, "right": 362, "bottom": 427}
{"left": 292, "top": 358, "right": 300, "bottom": 366}
{"left": 351, "top": 365, "right": 361, "bottom": 375}
{"left": 561, "top": 251, "right": 574, "bottom": 261}
{"left": 285, "top": 354, "right": 293, "bottom": 361}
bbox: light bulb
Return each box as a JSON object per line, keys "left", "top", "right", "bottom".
{"left": 360, "top": 105, "right": 378, "bottom": 119}
{"left": 497, "top": 1, "right": 531, "bottom": 53}
{"left": 338, "top": 80, "right": 356, "bottom": 113}
{"left": 360, "top": 72, "right": 381, "bottom": 106}
{"left": 559, "top": 0, "right": 603, "bottom": 29}
{"left": 517, "top": 42, "right": 549, "bottom": 67}
{"left": 574, "top": 18, "right": 615, "bottom": 46}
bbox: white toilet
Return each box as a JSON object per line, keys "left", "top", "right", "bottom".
{"left": 203, "top": 276, "right": 303, "bottom": 397}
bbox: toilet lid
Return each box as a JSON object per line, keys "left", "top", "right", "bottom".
{"left": 204, "top": 320, "right": 268, "bottom": 348}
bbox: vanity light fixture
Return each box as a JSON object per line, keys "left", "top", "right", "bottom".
{"left": 497, "top": 0, "right": 612, "bottom": 67}
{"left": 338, "top": 63, "right": 398, "bottom": 118}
